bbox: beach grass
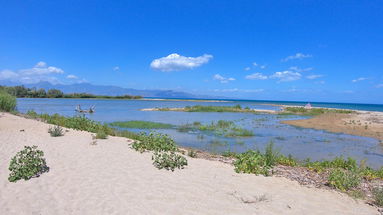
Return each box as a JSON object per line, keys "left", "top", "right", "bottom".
{"left": 281, "top": 107, "right": 355, "bottom": 116}
{"left": 158, "top": 105, "right": 257, "bottom": 113}
{"left": 0, "top": 90, "right": 17, "bottom": 112}
{"left": 110, "top": 120, "right": 174, "bottom": 129}
{"left": 177, "top": 120, "right": 254, "bottom": 137}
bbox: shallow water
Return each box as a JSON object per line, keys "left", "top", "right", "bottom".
{"left": 17, "top": 98, "right": 383, "bottom": 168}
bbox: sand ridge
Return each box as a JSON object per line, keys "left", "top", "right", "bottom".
{"left": 0, "top": 112, "right": 379, "bottom": 215}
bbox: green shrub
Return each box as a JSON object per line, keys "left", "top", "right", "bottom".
{"left": 152, "top": 151, "right": 188, "bottom": 171}
{"left": 8, "top": 146, "right": 49, "bottom": 182}
{"left": 187, "top": 149, "right": 197, "bottom": 158}
{"left": 26, "top": 109, "right": 39, "bottom": 118}
{"left": 328, "top": 168, "right": 361, "bottom": 191}
{"left": 132, "top": 132, "right": 178, "bottom": 153}
{"left": 372, "top": 187, "right": 383, "bottom": 207}
{"left": 234, "top": 150, "right": 271, "bottom": 176}
{"left": 48, "top": 125, "right": 64, "bottom": 137}
{"left": 95, "top": 130, "right": 108, "bottom": 139}
{"left": 0, "top": 90, "right": 17, "bottom": 112}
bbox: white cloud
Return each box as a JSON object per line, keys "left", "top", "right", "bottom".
{"left": 214, "top": 88, "right": 264, "bottom": 93}
{"left": 252, "top": 62, "right": 258, "bottom": 67}
{"left": 213, "top": 74, "right": 235, "bottom": 83}
{"left": 270, "top": 71, "right": 302, "bottom": 82}
{"left": 260, "top": 65, "right": 266, "bottom": 69}
{"left": 282, "top": 53, "right": 312, "bottom": 62}
{"left": 289, "top": 66, "right": 313, "bottom": 72}
{"left": 352, "top": 77, "right": 368, "bottom": 83}
{"left": 66, "top": 74, "right": 78, "bottom": 79}
{"left": 245, "top": 72, "right": 268, "bottom": 80}
{"left": 306, "top": 74, "right": 322, "bottom": 80}
{"left": 0, "top": 62, "right": 65, "bottom": 84}
{"left": 35, "top": 61, "right": 47, "bottom": 68}
{"left": 244, "top": 67, "right": 251, "bottom": 71}
{"left": 113, "top": 66, "right": 120, "bottom": 71}
{"left": 150, "top": 53, "right": 213, "bottom": 72}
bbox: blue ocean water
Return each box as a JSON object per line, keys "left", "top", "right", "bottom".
{"left": 16, "top": 98, "right": 383, "bottom": 168}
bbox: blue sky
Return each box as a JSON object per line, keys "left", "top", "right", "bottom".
{"left": 0, "top": 0, "right": 382, "bottom": 103}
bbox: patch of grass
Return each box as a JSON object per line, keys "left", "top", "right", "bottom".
{"left": 158, "top": 105, "right": 259, "bottom": 113}
{"left": 110, "top": 120, "right": 174, "bottom": 129}
{"left": 48, "top": 125, "right": 64, "bottom": 137}
{"left": 372, "top": 187, "right": 383, "bottom": 207}
{"left": 152, "top": 151, "right": 188, "bottom": 171}
{"left": 187, "top": 149, "right": 197, "bottom": 158}
{"left": 178, "top": 120, "right": 254, "bottom": 137}
{"left": 95, "top": 130, "right": 108, "bottom": 139}
{"left": 281, "top": 107, "right": 355, "bottom": 116}
{"left": 0, "top": 90, "right": 17, "bottom": 112}
{"left": 328, "top": 168, "right": 361, "bottom": 191}
{"left": 8, "top": 146, "right": 49, "bottom": 182}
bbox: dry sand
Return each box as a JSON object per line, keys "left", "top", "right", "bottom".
{"left": 282, "top": 111, "right": 383, "bottom": 142}
{"left": 0, "top": 112, "right": 379, "bottom": 215}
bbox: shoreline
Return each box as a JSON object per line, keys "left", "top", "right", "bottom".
{"left": 0, "top": 112, "right": 381, "bottom": 214}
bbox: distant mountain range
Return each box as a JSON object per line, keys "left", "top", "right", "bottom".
{"left": 0, "top": 81, "right": 219, "bottom": 99}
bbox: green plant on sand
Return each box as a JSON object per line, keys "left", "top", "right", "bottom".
{"left": 8, "top": 146, "right": 49, "bottom": 182}
{"left": 48, "top": 125, "right": 64, "bottom": 137}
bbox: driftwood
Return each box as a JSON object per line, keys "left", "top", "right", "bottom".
{"left": 75, "top": 105, "right": 95, "bottom": 113}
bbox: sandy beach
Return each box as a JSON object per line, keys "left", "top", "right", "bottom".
{"left": 282, "top": 111, "right": 383, "bottom": 142}
{"left": 0, "top": 112, "right": 379, "bottom": 215}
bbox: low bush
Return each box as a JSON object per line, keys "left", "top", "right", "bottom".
{"left": 48, "top": 125, "right": 64, "bottom": 137}
{"left": 152, "top": 151, "right": 188, "bottom": 171}
{"left": 95, "top": 130, "right": 108, "bottom": 139}
{"left": 132, "top": 132, "right": 178, "bottom": 153}
{"left": 0, "top": 90, "right": 17, "bottom": 112}
{"left": 328, "top": 168, "right": 361, "bottom": 191}
{"left": 187, "top": 150, "right": 197, "bottom": 158}
{"left": 8, "top": 146, "right": 49, "bottom": 182}
{"left": 372, "top": 187, "right": 383, "bottom": 207}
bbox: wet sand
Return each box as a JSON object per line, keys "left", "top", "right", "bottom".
{"left": 282, "top": 111, "right": 383, "bottom": 142}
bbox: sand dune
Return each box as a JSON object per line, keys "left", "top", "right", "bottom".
{"left": 0, "top": 112, "right": 378, "bottom": 215}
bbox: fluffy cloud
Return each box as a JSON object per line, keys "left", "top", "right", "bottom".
{"left": 282, "top": 53, "right": 312, "bottom": 62}
{"left": 0, "top": 61, "right": 65, "bottom": 84}
{"left": 352, "top": 77, "right": 368, "bottom": 83}
{"left": 150, "top": 53, "right": 213, "bottom": 72}
{"left": 244, "top": 67, "right": 251, "bottom": 71}
{"left": 213, "top": 74, "right": 235, "bottom": 83}
{"left": 270, "top": 71, "right": 302, "bottom": 82}
{"left": 245, "top": 72, "right": 268, "bottom": 80}
{"left": 66, "top": 74, "right": 78, "bottom": 79}
{"left": 113, "top": 66, "right": 120, "bottom": 71}
{"left": 306, "top": 74, "right": 322, "bottom": 80}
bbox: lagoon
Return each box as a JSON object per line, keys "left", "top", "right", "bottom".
{"left": 17, "top": 98, "right": 383, "bottom": 168}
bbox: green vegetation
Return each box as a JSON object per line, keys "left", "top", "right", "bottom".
{"left": 0, "top": 85, "right": 142, "bottom": 99}
{"left": 281, "top": 107, "right": 355, "bottom": 116}
{"left": 8, "top": 146, "right": 49, "bottom": 182}
{"left": 132, "top": 132, "right": 178, "bottom": 153}
{"left": 26, "top": 110, "right": 113, "bottom": 135}
{"left": 110, "top": 120, "right": 174, "bottom": 129}
{"left": 95, "top": 130, "right": 108, "bottom": 139}
{"left": 159, "top": 105, "right": 257, "bottom": 113}
{"left": 187, "top": 149, "right": 197, "bottom": 158}
{"left": 328, "top": 168, "right": 361, "bottom": 191}
{"left": 48, "top": 125, "right": 64, "bottom": 137}
{"left": 373, "top": 187, "right": 383, "bottom": 207}
{"left": 178, "top": 120, "right": 254, "bottom": 137}
{"left": 152, "top": 151, "right": 188, "bottom": 171}
{"left": 0, "top": 90, "right": 17, "bottom": 112}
